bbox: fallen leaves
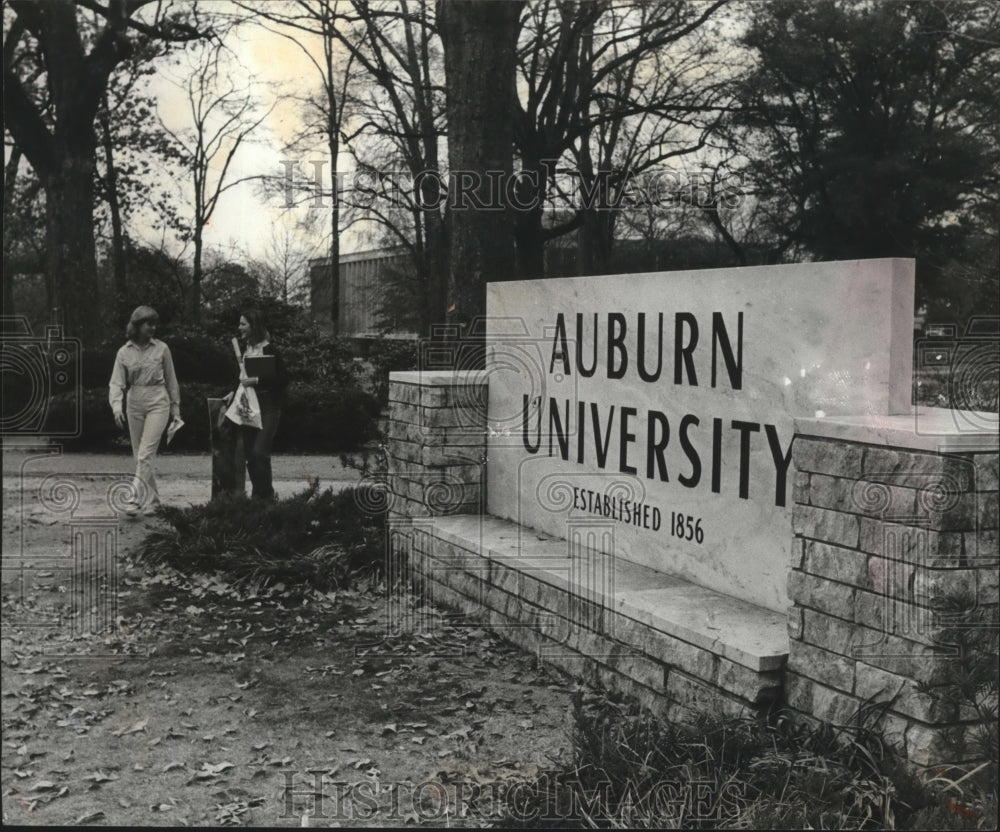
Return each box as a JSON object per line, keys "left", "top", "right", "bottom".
{"left": 112, "top": 717, "right": 148, "bottom": 737}
{"left": 75, "top": 810, "right": 105, "bottom": 823}
{"left": 1, "top": 529, "right": 575, "bottom": 829}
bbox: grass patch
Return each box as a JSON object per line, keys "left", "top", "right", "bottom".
{"left": 134, "top": 482, "right": 386, "bottom": 593}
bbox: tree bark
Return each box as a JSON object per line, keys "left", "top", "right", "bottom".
{"left": 99, "top": 101, "right": 128, "bottom": 322}
{"left": 192, "top": 228, "right": 203, "bottom": 324}
{"left": 439, "top": 0, "right": 523, "bottom": 338}
{"left": 2, "top": 146, "right": 23, "bottom": 317}
{"left": 43, "top": 129, "right": 101, "bottom": 340}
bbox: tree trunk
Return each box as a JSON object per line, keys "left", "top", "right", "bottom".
{"left": 2, "top": 147, "right": 22, "bottom": 318}
{"left": 422, "top": 207, "right": 449, "bottom": 336}
{"left": 192, "top": 229, "right": 203, "bottom": 324}
{"left": 578, "top": 207, "right": 615, "bottom": 275}
{"left": 439, "top": 0, "right": 523, "bottom": 338}
{"left": 328, "top": 133, "right": 341, "bottom": 337}
{"left": 42, "top": 137, "right": 100, "bottom": 342}
{"left": 99, "top": 104, "right": 128, "bottom": 323}
{"left": 514, "top": 210, "right": 546, "bottom": 279}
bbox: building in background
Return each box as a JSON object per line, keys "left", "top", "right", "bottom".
{"left": 309, "top": 247, "right": 418, "bottom": 340}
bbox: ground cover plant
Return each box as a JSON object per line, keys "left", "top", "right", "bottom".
{"left": 133, "top": 482, "right": 386, "bottom": 594}
{"left": 493, "top": 690, "right": 998, "bottom": 830}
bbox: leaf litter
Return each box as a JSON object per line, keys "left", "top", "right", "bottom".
{"left": 2, "top": 480, "right": 576, "bottom": 827}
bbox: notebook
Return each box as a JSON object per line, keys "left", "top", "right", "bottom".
{"left": 166, "top": 418, "right": 184, "bottom": 445}
{"left": 244, "top": 355, "right": 277, "bottom": 385}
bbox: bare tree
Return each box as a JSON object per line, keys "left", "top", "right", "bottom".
{"left": 157, "top": 42, "right": 274, "bottom": 321}
{"left": 234, "top": 0, "right": 359, "bottom": 332}
{"left": 252, "top": 222, "right": 317, "bottom": 305}
{"left": 512, "top": 0, "right": 729, "bottom": 277}
{"left": 3, "top": 0, "right": 208, "bottom": 343}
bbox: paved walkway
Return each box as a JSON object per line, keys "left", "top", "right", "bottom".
{"left": 2, "top": 451, "right": 362, "bottom": 508}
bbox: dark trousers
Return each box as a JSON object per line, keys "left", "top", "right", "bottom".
{"left": 242, "top": 399, "right": 281, "bottom": 499}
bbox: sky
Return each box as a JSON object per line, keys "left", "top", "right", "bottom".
{"left": 138, "top": 2, "right": 358, "bottom": 265}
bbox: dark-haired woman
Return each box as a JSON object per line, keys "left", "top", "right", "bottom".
{"left": 108, "top": 306, "right": 181, "bottom": 515}
{"left": 236, "top": 310, "right": 288, "bottom": 499}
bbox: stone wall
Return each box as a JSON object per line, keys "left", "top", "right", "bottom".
{"left": 384, "top": 371, "right": 999, "bottom": 767}
{"left": 787, "top": 428, "right": 998, "bottom": 765}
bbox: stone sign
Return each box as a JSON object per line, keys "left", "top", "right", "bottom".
{"left": 485, "top": 258, "right": 915, "bottom": 612}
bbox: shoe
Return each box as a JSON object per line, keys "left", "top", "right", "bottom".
{"left": 122, "top": 502, "right": 140, "bottom": 517}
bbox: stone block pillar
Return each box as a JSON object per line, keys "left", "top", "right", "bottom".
{"left": 384, "top": 371, "right": 489, "bottom": 627}
{"left": 385, "top": 371, "right": 489, "bottom": 523}
{"left": 785, "top": 412, "right": 998, "bottom": 765}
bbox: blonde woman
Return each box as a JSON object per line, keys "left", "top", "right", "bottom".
{"left": 108, "top": 306, "right": 181, "bottom": 516}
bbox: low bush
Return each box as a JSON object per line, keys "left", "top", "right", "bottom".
{"left": 134, "top": 482, "right": 386, "bottom": 593}
{"left": 80, "top": 334, "right": 234, "bottom": 391}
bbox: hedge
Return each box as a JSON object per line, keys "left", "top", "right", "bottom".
{"left": 45, "top": 382, "right": 381, "bottom": 453}
{"left": 81, "top": 334, "right": 235, "bottom": 390}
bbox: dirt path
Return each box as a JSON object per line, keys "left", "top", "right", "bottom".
{"left": 2, "top": 452, "right": 577, "bottom": 827}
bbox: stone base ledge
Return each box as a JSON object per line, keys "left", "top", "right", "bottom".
{"left": 393, "top": 512, "right": 788, "bottom": 716}
{"left": 426, "top": 514, "right": 788, "bottom": 672}
{"left": 389, "top": 370, "right": 490, "bottom": 387}
{"left": 795, "top": 407, "right": 999, "bottom": 453}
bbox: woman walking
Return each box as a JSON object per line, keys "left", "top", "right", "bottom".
{"left": 235, "top": 310, "right": 288, "bottom": 500}
{"left": 109, "top": 306, "right": 181, "bottom": 516}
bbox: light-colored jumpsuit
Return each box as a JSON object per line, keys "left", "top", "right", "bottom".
{"left": 108, "top": 339, "right": 181, "bottom": 509}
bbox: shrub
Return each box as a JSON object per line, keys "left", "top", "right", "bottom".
{"left": 276, "top": 383, "right": 381, "bottom": 452}
{"left": 80, "top": 333, "right": 234, "bottom": 391}
{"left": 134, "top": 482, "right": 386, "bottom": 593}
{"left": 81, "top": 343, "right": 122, "bottom": 390}
{"left": 45, "top": 387, "right": 130, "bottom": 451}
{"left": 45, "top": 381, "right": 381, "bottom": 453}
{"left": 362, "top": 338, "right": 420, "bottom": 402}
{"left": 163, "top": 333, "right": 234, "bottom": 386}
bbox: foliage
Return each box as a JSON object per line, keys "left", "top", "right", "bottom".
{"left": 361, "top": 338, "right": 420, "bottom": 402}
{"left": 734, "top": 0, "right": 1000, "bottom": 311}
{"left": 50, "top": 381, "right": 379, "bottom": 453}
{"left": 133, "top": 482, "right": 386, "bottom": 593}
{"left": 3, "top": 0, "right": 210, "bottom": 344}
{"left": 922, "top": 593, "right": 999, "bottom": 780}
{"left": 914, "top": 365, "right": 1000, "bottom": 413}
{"left": 497, "top": 692, "right": 997, "bottom": 829}
{"left": 44, "top": 387, "right": 130, "bottom": 452}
